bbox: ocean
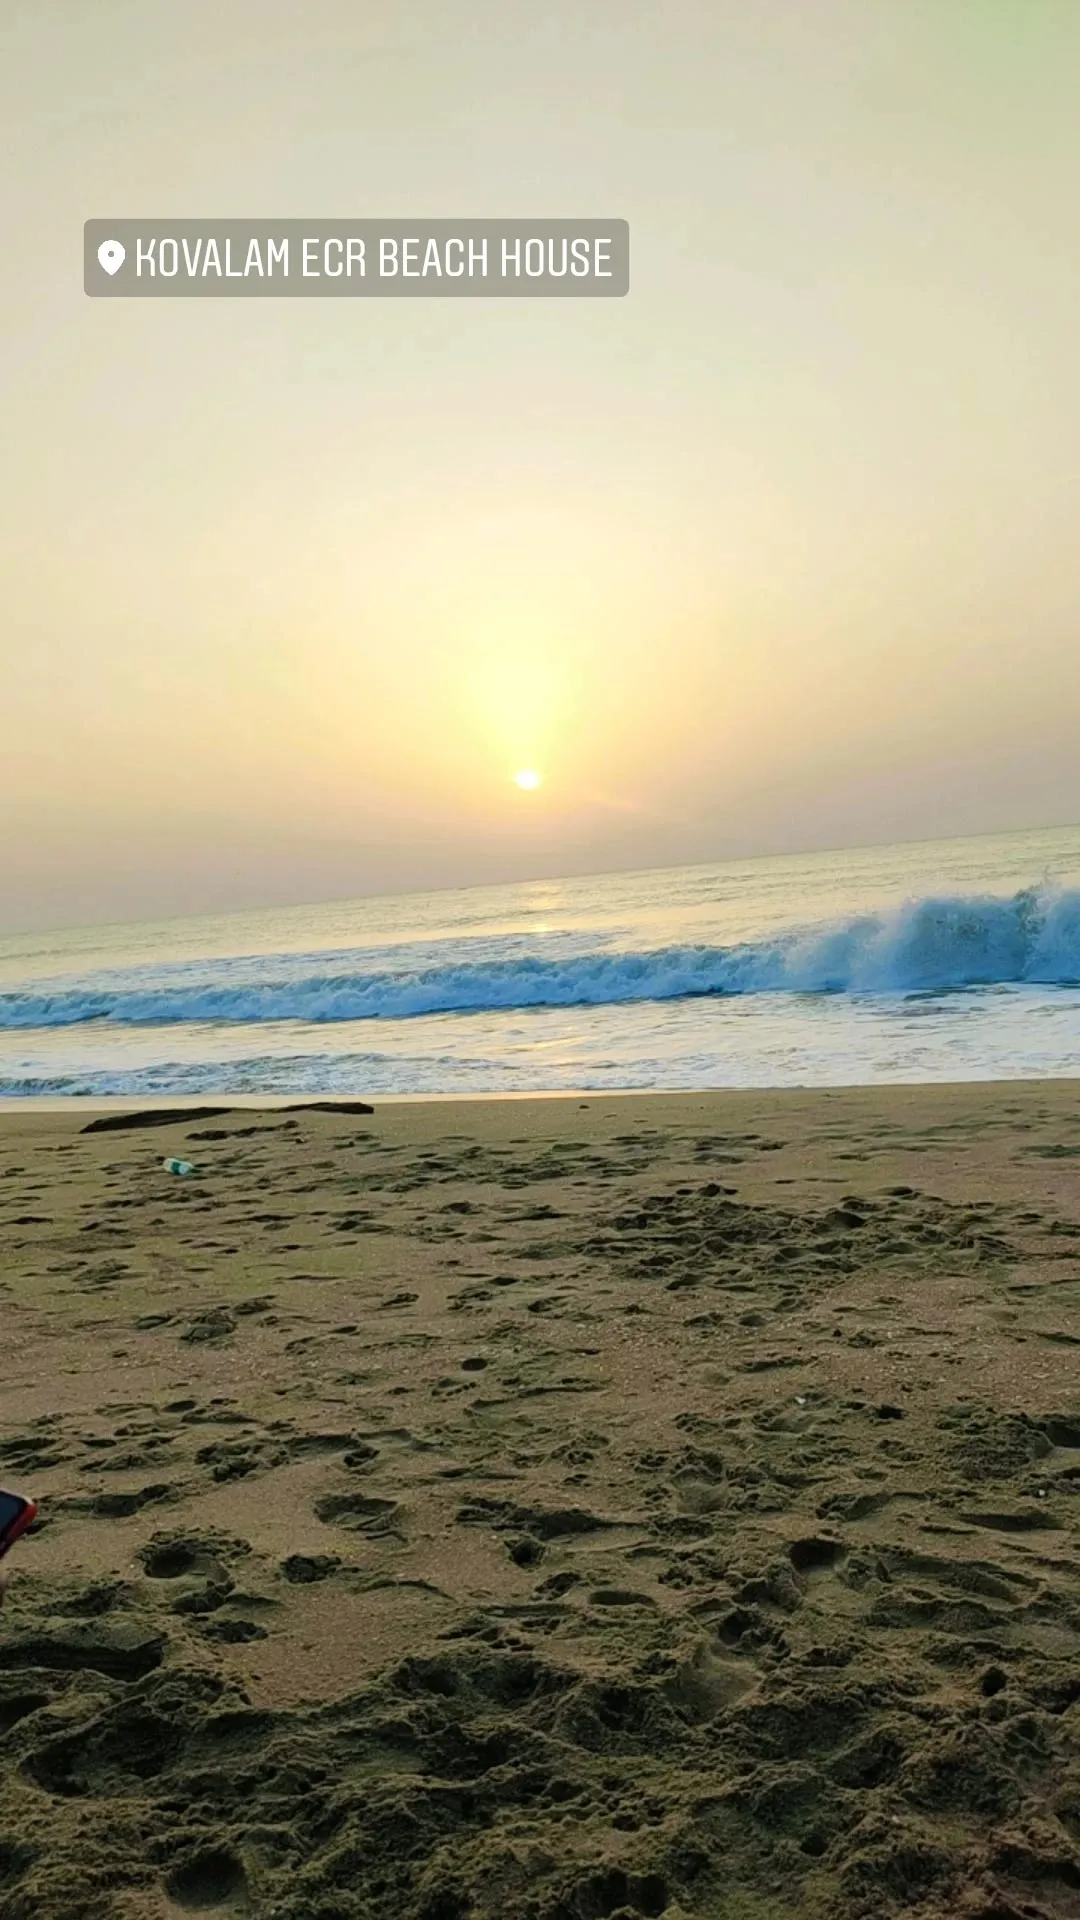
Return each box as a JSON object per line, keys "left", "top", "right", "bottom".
{"left": 1, "top": 825, "right": 1079, "bottom": 1101}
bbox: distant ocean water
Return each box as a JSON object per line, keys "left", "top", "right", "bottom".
{"left": 1, "top": 826, "right": 1079, "bottom": 1100}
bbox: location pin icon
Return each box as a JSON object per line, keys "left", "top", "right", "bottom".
{"left": 97, "top": 239, "right": 125, "bottom": 275}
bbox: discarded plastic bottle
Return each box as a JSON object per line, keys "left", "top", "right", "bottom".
{"left": 163, "top": 1158, "right": 198, "bottom": 1177}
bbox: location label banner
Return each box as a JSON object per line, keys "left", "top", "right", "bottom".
{"left": 85, "top": 220, "right": 630, "bottom": 298}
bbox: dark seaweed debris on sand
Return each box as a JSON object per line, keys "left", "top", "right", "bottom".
{"left": 80, "top": 1101, "right": 373, "bottom": 1134}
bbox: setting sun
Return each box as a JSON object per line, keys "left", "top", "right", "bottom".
{"left": 514, "top": 769, "right": 542, "bottom": 791}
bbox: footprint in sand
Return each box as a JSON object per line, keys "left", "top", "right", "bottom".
{"left": 164, "top": 1847, "right": 250, "bottom": 1913}
{"left": 314, "top": 1492, "right": 401, "bottom": 1533}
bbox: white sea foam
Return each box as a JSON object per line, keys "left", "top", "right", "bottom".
{"left": 0, "top": 887, "right": 1077, "bottom": 1031}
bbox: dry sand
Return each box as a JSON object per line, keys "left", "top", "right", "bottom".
{"left": 2, "top": 1084, "right": 1080, "bottom": 1919}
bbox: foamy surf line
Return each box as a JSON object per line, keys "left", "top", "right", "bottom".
{"left": 1, "top": 888, "right": 1078, "bottom": 1030}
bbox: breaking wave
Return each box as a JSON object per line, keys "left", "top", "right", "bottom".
{"left": 1, "top": 888, "right": 1078, "bottom": 1031}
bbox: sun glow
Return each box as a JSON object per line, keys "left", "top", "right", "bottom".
{"left": 514, "top": 769, "right": 542, "bottom": 791}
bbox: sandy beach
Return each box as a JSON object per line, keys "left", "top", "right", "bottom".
{"left": 2, "top": 1084, "right": 1080, "bottom": 1918}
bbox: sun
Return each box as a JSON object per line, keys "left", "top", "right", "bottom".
{"left": 514, "top": 769, "right": 542, "bottom": 791}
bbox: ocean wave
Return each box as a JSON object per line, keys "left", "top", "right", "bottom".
{"left": 1, "top": 887, "right": 1078, "bottom": 1031}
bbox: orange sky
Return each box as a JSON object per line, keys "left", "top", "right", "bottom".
{"left": 2, "top": 1, "right": 1079, "bottom": 932}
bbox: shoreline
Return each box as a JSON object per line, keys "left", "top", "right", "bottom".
{"left": 1, "top": 1071, "right": 1079, "bottom": 1118}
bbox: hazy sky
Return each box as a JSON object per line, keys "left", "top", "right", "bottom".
{"left": 3, "top": 0, "right": 1080, "bottom": 934}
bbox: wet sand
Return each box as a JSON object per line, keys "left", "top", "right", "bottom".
{"left": 2, "top": 1083, "right": 1080, "bottom": 1919}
